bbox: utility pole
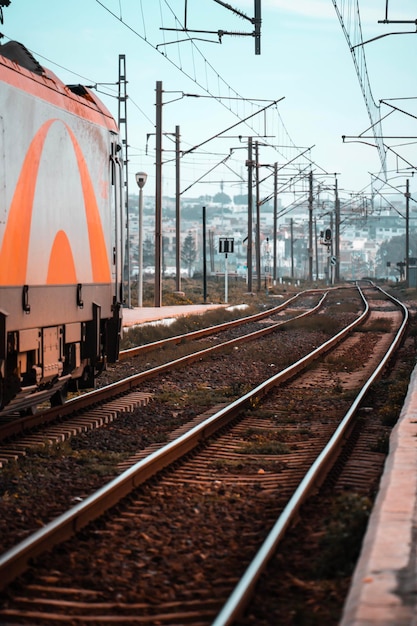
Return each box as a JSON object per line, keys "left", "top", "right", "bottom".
{"left": 406, "top": 178, "right": 410, "bottom": 287}
{"left": 308, "top": 170, "right": 313, "bottom": 282}
{"left": 290, "top": 218, "right": 295, "bottom": 279}
{"left": 335, "top": 176, "right": 340, "bottom": 282}
{"left": 118, "top": 54, "right": 129, "bottom": 306}
{"left": 175, "top": 125, "right": 181, "bottom": 294}
{"left": 255, "top": 141, "right": 261, "bottom": 291}
{"left": 246, "top": 137, "right": 253, "bottom": 293}
{"left": 254, "top": 0, "right": 261, "bottom": 54}
{"left": 202, "top": 205, "right": 207, "bottom": 303}
{"left": 330, "top": 211, "right": 334, "bottom": 285}
{"left": 155, "top": 81, "right": 163, "bottom": 307}
{"left": 273, "top": 162, "right": 278, "bottom": 282}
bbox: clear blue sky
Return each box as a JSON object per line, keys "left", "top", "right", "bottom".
{"left": 3, "top": 0, "right": 416, "bottom": 205}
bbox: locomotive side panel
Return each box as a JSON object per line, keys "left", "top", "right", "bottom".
{"left": 0, "top": 45, "right": 124, "bottom": 414}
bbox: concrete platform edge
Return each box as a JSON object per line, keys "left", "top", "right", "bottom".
{"left": 340, "top": 363, "right": 417, "bottom": 625}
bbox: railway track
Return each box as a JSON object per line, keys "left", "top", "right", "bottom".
{"left": 0, "top": 290, "right": 329, "bottom": 454}
{"left": 0, "top": 283, "right": 409, "bottom": 624}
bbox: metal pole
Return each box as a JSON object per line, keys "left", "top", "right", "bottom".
{"left": 138, "top": 187, "right": 144, "bottom": 307}
{"left": 203, "top": 206, "right": 207, "bottom": 303}
{"left": 255, "top": 141, "right": 261, "bottom": 291}
{"left": 155, "top": 80, "right": 163, "bottom": 307}
{"left": 406, "top": 178, "right": 410, "bottom": 287}
{"left": 247, "top": 137, "right": 253, "bottom": 293}
{"left": 118, "top": 54, "right": 130, "bottom": 308}
{"left": 175, "top": 125, "right": 181, "bottom": 293}
{"left": 135, "top": 172, "right": 147, "bottom": 307}
{"left": 290, "top": 218, "right": 294, "bottom": 279}
{"left": 330, "top": 212, "right": 334, "bottom": 285}
{"left": 273, "top": 162, "right": 277, "bottom": 283}
{"left": 335, "top": 176, "right": 340, "bottom": 282}
{"left": 308, "top": 170, "right": 313, "bottom": 282}
{"left": 225, "top": 253, "right": 228, "bottom": 304}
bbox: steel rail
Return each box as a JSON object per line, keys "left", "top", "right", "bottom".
{"left": 212, "top": 283, "right": 409, "bottom": 626}
{"left": 0, "top": 287, "right": 369, "bottom": 590}
{"left": 119, "top": 288, "right": 322, "bottom": 359}
{"left": 0, "top": 290, "right": 328, "bottom": 442}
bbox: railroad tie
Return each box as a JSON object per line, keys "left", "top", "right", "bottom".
{"left": 0, "top": 391, "right": 153, "bottom": 467}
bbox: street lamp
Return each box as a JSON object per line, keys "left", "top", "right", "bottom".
{"left": 135, "top": 171, "right": 147, "bottom": 307}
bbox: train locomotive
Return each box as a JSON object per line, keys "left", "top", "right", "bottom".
{"left": 0, "top": 40, "right": 125, "bottom": 415}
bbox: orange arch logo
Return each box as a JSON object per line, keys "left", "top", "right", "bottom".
{"left": 0, "top": 119, "right": 111, "bottom": 285}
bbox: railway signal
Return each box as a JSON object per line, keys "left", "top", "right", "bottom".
{"left": 219, "top": 237, "right": 234, "bottom": 304}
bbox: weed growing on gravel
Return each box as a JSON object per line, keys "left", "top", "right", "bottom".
{"left": 242, "top": 426, "right": 312, "bottom": 441}
{"left": 155, "top": 382, "right": 242, "bottom": 407}
{"left": 121, "top": 303, "right": 259, "bottom": 349}
{"left": 242, "top": 426, "right": 287, "bottom": 440}
{"left": 235, "top": 426, "right": 294, "bottom": 454}
{"left": 375, "top": 377, "right": 411, "bottom": 427}
{"left": 326, "top": 299, "right": 361, "bottom": 314}
{"left": 325, "top": 350, "right": 360, "bottom": 373}
{"left": 155, "top": 387, "right": 185, "bottom": 406}
{"left": 0, "top": 443, "right": 124, "bottom": 498}
{"left": 208, "top": 458, "right": 285, "bottom": 473}
{"left": 283, "top": 315, "right": 341, "bottom": 335}
{"left": 357, "top": 317, "right": 392, "bottom": 333}
{"left": 237, "top": 440, "right": 292, "bottom": 455}
{"left": 242, "top": 407, "right": 279, "bottom": 420}
{"left": 315, "top": 492, "right": 372, "bottom": 578}
{"left": 369, "top": 433, "right": 390, "bottom": 454}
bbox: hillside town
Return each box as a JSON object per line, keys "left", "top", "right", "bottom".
{"left": 126, "top": 186, "right": 416, "bottom": 286}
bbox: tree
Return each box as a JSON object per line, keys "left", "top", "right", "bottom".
{"left": 375, "top": 233, "right": 417, "bottom": 278}
{"left": 233, "top": 193, "right": 256, "bottom": 206}
{"left": 182, "top": 204, "right": 202, "bottom": 220}
{"left": 142, "top": 237, "right": 154, "bottom": 268}
{"left": 181, "top": 232, "right": 197, "bottom": 277}
{"left": 213, "top": 191, "right": 231, "bottom": 205}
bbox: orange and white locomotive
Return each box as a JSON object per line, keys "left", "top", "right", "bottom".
{"left": 0, "top": 40, "right": 125, "bottom": 414}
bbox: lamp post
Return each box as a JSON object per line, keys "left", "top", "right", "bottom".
{"left": 135, "top": 171, "right": 147, "bottom": 307}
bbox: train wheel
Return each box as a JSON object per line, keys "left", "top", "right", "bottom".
{"left": 19, "top": 404, "right": 38, "bottom": 416}
{"left": 50, "top": 385, "right": 68, "bottom": 407}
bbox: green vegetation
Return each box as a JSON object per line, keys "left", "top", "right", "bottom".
{"left": 315, "top": 492, "right": 372, "bottom": 578}
{"left": 0, "top": 442, "right": 123, "bottom": 500}
{"left": 357, "top": 317, "right": 392, "bottom": 332}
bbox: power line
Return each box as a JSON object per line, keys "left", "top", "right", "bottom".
{"left": 95, "top": 0, "right": 315, "bottom": 170}
{"left": 331, "top": 0, "right": 387, "bottom": 176}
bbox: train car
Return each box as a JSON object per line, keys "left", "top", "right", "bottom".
{"left": 0, "top": 40, "right": 125, "bottom": 415}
